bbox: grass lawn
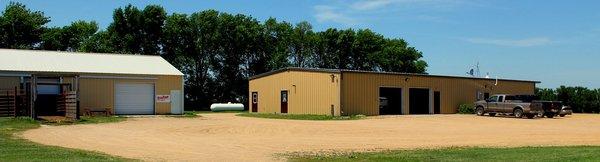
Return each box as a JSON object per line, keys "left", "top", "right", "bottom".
{"left": 42, "top": 116, "right": 127, "bottom": 125}
{"left": 193, "top": 110, "right": 246, "bottom": 114}
{"left": 0, "top": 117, "right": 132, "bottom": 161}
{"left": 289, "top": 146, "right": 600, "bottom": 162}
{"left": 167, "top": 111, "right": 201, "bottom": 118}
{"left": 237, "top": 113, "right": 365, "bottom": 120}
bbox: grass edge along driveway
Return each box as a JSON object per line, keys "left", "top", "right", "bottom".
{"left": 237, "top": 113, "right": 365, "bottom": 120}
{"left": 288, "top": 146, "right": 600, "bottom": 162}
{"left": 0, "top": 117, "right": 133, "bottom": 161}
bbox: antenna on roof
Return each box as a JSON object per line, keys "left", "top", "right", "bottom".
{"left": 466, "top": 61, "right": 481, "bottom": 77}
{"left": 476, "top": 62, "right": 481, "bottom": 77}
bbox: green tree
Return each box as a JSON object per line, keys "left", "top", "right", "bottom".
{"left": 0, "top": 2, "right": 49, "bottom": 49}
{"left": 79, "top": 30, "right": 114, "bottom": 53}
{"left": 106, "top": 4, "right": 166, "bottom": 55}
{"left": 376, "top": 38, "right": 427, "bottom": 73}
{"left": 262, "top": 18, "right": 292, "bottom": 70}
{"left": 352, "top": 29, "right": 384, "bottom": 70}
{"left": 162, "top": 13, "right": 215, "bottom": 108}
{"left": 535, "top": 88, "right": 557, "bottom": 101}
{"left": 41, "top": 20, "right": 98, "bottom": 51}
{"left": 556, "top": 86, "right": 600, "bottom": 113}
{"left": 289, "top": 21, "right": 316, "bottom": 67}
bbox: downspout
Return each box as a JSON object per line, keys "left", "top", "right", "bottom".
{"left": 339, "top": 72, "right": 344, "bottom": 116}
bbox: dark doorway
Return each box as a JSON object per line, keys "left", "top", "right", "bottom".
{"left": 251, "top": 92, "right": 258, "bottom": 112}
{"left": 409, "top": 88, "right": 430, "bottom": 114}
{"left": 35, "top": 84, "right": 62, "bottom": 116}
{"left": 280, "top": 90, "right": 288, "bottom": 113}
{"left": 379, "top": 87, "right": 402, "bottom": 115}
{"left": 434, "top": 91, "right": 440, "bottom": 114}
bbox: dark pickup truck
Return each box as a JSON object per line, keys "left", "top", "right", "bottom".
{"left": 474, "top": 94, "right": 563, "bottom": 119}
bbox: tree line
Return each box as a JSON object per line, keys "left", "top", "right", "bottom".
{"left": 0, "top": 2, "right": 427, "bottom": 109}
{"left": 536, "top": 87, "right": 600, "bottom": 113}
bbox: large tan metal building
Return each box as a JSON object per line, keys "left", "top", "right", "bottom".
{"left": 0, "top": 49, "right": 184, "bottom": 118}
{"left": 248, "top": 68, "right": 539, "bottom": 116}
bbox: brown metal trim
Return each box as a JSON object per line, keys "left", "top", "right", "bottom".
{"left": 248, "top": 67, "right": 341, "bottom": 80}
{"left": 249, "top": 67, "right": 541, "bottom": 83}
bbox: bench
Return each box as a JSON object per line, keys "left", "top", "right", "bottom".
{"left": 84, "top": 107, "right": 113, "bottom": 116}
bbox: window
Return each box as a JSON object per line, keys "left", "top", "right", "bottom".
{"left": 252, "top": 92, "right": 258, "bottom": 104}
{"left": 488, "top": 96, "right": 499, "bottom": 102}
{"left": 498, "top": 96, "right": 504, "bottom": 102}
{"left": 281, "top": 92, "right": 287, "bottom": 103}
{"left": 505, "top": 96, "right": 515, "bottom": 100}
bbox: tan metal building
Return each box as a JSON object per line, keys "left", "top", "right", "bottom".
{"left": 0, "top": 49, "right": 184, "bottom": 118}
{"left": 248, "top": 68, "right": 539, "bottom": 116}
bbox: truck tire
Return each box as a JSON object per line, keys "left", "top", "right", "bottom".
{"left": 526, "top": 114, "right": 535, "bottom": 119}
{"left": 546, "top": 113, "right": 555, "bottom": 118}
{"left": 476, "top": 107, "right": 485, "bottom": 116}
{"left": 559, "top": 114, "right": 566, "bottom": 117}
{"left": 489, "top": 113, "right": 496, "bottom": 117}
{"left": 513, "top": 109, "right": 524, "bottom": 118}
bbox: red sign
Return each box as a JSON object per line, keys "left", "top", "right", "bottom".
{"left": 156, "top": 95, "right": 171, "bottom": 103}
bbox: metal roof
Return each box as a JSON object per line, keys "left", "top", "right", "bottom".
{"left": 0, "top": 49, "right": 183, "bottom": 76}
{"left": 249, "top": 67, "right": 541, "bottom": 83}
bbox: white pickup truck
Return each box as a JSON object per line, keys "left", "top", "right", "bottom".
{"left": 473, "top": 94, "right": 562, "bottom": 119}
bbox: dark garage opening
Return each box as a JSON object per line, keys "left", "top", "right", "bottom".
{"left": 409, "top": 88, "right": 430, "bottom": 114}
{"left": 379, "top": 87, "right": 402, "bottom": 115}
{"left": 434, "top": 91, "right": 440, "bottom": 114}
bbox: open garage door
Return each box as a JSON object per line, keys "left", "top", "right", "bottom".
{"left": 379, "top": 87, "right": 402, "bottom": 115}
{"left": 115, "top": 83, "right": 154, "bottom": 115}
{"left": 409, "top": 88, "right": 430, "bottom": 114}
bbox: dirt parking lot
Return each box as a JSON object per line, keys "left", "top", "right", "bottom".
{"left": 21, "top": 113, "right": 600, "bottom": 161}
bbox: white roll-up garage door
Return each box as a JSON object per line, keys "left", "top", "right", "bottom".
{"left": 115, "top": 83, "right": 155, "bottom": 115}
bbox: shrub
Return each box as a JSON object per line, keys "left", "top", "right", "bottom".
{"left": 458, "top": 103, "right": 474, "bottom": 114}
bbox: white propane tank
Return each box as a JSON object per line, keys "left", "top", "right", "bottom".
{"left": 210, "top": 102, "right": 245, "bottom": 111}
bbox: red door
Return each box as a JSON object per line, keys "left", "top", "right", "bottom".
{"left": 251, "top": 92, "right": 258, "bottom": 112}
{"left": 281, "top": 90, "right": 288, "bottom": 113}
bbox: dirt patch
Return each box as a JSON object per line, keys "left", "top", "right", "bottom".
{"left": 21, "top": 114, "right": 600, "bottom": 161}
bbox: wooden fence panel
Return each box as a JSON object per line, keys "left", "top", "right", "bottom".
{"left": 60, "top": 91, "right": 78, "bottom": 119}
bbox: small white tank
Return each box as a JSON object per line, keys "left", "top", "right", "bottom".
{"left": 210, "top": 102, "right": 245, "bottom": 111}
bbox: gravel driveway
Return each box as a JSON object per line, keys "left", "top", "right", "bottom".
{"left": 21, "top": 113, "right": 600, "bottom": 161}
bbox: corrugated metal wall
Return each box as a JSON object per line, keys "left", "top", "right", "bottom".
{"left": 79, "top": 78, "right": 114, "bottom": 114}
{"left": 155, "top": 75, "right": 183, "bottom": 113}
{"left": 249, "top": 70, "right": 341, "bottom": 116}
{"left": 0, "top": 74, "right": 182, "bottom": 115}
{"left": 0, "top": 77, "right": 20, "bottom": 90}
{"left": 78, "top": 75, "right": 182, "bottom": 115}
{"left": 341, "top": 72, "right": 535, "bottom": 115}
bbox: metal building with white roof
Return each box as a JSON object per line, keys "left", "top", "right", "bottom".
{"left": 0, "top": 49, "right": 184, "bottom": 118}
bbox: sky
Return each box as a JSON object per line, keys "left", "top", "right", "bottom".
{"left": 2, "top": 0, "right": 599, "bottom": 88}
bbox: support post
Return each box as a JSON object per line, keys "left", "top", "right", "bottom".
{"left": 75, "top": 75, "right": 80, "bottom": 120}
{"left": 30, "top": 75, "right": 36, "bottom": 118}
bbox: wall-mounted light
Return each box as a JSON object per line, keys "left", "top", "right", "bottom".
{"left": 330, "top": 74, "right": 335, "bottom": 83}
{"left": 404, "top": 77, "right": 410, "bottom": 82}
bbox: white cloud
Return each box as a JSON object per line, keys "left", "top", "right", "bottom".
{"left": 313, "top": 0, "right": 473, "bottom": 26}
{"left": 350, "top": 0, "right": 469, "bottom": 11}
{"left": 464, "top": 37, "right": 552, "bottom": 47}
{"left": 351, "top": 0, "right": 396, "bottom": 11}
{"left": 313, "top": 5, "right": 358, "bottom": 26}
